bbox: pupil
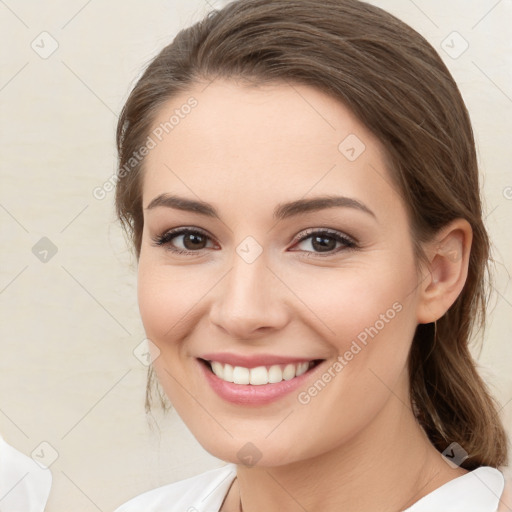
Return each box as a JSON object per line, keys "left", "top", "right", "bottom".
{"left": 184, "top": 233, "right": 205, "bottom": 250}
{"left": 312, "top": 235, "right": 335, "bottom": 252}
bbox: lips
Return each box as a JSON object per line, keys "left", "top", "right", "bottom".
{"left": 197, "top": 353, "right": 325, "bottom": 405}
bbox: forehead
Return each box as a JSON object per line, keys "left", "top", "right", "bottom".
{"left": 141, "top": 79, "right": 400, "bottom": 217}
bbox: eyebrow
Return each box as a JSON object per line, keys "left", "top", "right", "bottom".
{"left": 146, "top": 193, "right": 376, "bottom": 220}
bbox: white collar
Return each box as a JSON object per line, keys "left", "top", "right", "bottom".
{"left": 405, "top": 466, "right": 504, "bottom": 512}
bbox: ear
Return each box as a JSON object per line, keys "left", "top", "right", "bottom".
{"left": 416, "top": 218, "right": 473, "bottom": 324}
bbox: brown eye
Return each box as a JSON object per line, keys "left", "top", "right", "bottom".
{"left": 291, "top": 229, "right": 357, "bottom": 257}
{"left": 180, "top": 232, "right": 208, "bottom": 250}
{"left": 151, "top": 228, "right": 215, "bottom": 254}
{"left": 309, "top": 233, "right": 338, "bottom": 252}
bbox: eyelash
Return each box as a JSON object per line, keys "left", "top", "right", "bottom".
{"left": 151, "top": 227, "right": 358, "bottom": 258}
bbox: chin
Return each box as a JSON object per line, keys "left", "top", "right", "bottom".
{"left": 192, "top": 431, "right": 314, "bottom": 468}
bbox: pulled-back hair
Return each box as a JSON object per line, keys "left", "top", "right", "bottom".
{"left": 115, "top": 0, "right": 508, "bottom": 469}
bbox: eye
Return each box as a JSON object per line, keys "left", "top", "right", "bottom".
{"left": 290, "top": 228, "right": 357, "bottom": 257}
{"left": 151, "top": 227, "right": 358, "bottom": 257}
{"left": 151, "top": 227, "right": 216, "bottom": 255}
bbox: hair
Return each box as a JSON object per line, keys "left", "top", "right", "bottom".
{"left": 115, "top": 0, "right": 508, "bottom": 470}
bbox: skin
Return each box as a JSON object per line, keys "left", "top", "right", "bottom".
{"left": 137, "top": 79, "right": 472, "bottom": 512}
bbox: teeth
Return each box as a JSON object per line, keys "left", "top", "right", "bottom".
{"left": 223, "top": 363, "right": 234, "bottom": 383}
{"left": 209, "top": 360, "right": 314, "bottom": 385}
{"left": 268, "top": 365, "right": 283, "bottom": 384}
{"left": 296, "top": 361, "right": 309, "bottom": 376}
{"left": 249, "top": 366, "right": 267, "bottom": 385}
{"left": 233, "top": 366, "right": 250, "bottom": 384}
{"left": 211, "top": 361, "right": 224, "bottom": 378}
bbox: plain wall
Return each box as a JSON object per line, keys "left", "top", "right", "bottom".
{"left": 1, "top": 0, "right": 511, "bottom": 510}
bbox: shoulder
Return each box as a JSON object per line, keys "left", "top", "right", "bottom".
{"left": 113, "top": 463, "right": 237, "bottom": 512}
{"left": 406, "top": 466, "right": 506, "bottom": 512}
{"left": 0, "top": 435, "right": 52, "bottom": 512}
{"left": 497, "top": 471, "right": 512, "bottom": 512}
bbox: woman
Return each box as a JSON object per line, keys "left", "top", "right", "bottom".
{"left": 112, "top": 0, "right": 510, "bottom": 510}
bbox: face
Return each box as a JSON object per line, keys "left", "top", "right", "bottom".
{"left": 137, "top": 79, "right": 424, "bottom": 467}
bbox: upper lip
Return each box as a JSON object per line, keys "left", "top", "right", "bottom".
{"left": 199, "top": 352, "right": 323, "bottom": 368}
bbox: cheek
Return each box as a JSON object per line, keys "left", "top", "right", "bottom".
{"left": 137, "top": 267, "right": 172, "bottom": 342}
{"left": 137, "top": 259, "right": 204, "bottom": 344}
{"left": 283, "top": 258, "right": 417, "bottom": 352}
{"left": 137, "top": 262, "right": 201, "bottom": 405}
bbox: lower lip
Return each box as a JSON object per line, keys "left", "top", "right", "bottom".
{"left": 198, "top": 359, "right": 323, "bottom": 406}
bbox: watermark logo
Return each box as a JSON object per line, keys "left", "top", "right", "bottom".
{"left": 441, "top": 442, "right": 469, "bottom": 468}
{"left": 441, "top": 31, "right": 469, "bottom": 60}
{"left": 237, "top": 442, "right": 262, "bottom": 467}
{"left": 437, "top": 238, "right": 462, "bottom": 263}
{"left": 338, "top": 134, "right": 366, "bottom": 162}
{"left": 31, "top": 32, "right": 59, "bottom": 59}
{"left": 236, "top": 236, "right": 263, "bottom": 264}
{"left": 31, "top": 441, "right": 59, "bottom": 469}
{"left": 32, "top": 237, "right": 58, "bottom": 263}
{"left": 133, "top": 338, "right": 160, "bottom": 366}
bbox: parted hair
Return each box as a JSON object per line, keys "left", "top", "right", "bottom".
{"left": 115, "top": 0, "right": 508, "bottom": 470}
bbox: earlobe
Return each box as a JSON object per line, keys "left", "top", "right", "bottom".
{"left": 416, "top": 219, "right": 473, "bottom": 324}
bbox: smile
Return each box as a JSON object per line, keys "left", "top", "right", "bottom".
{"left": 207, "top": 360, "right": 316, "bottom": 385}
{"left": 197, "top": 355, "right": 325, "bottom": 405}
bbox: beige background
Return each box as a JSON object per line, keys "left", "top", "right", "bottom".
{"left": 1, "top": 0, "right": 511, "bottom": 510}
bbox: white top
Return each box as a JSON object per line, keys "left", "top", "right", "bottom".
{"left": 0, "top": 435, "right": 52, "bottom": 512}
{"left": 114, "top": 463, "right": 506, "bottom": 512}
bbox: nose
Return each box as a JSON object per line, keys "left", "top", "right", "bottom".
{"left": 209, "top": 251, "right": 290, "bottom": 341}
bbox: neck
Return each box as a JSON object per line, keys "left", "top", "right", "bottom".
{"left": 233, "top": 392, "right": 466, "bottom": 512}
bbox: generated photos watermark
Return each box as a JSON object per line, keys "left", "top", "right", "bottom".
{"left": 297, "top": 301, "right": 403, "bottom": 405}
{"left": 93, "top": 96, "right": 198, "bottom": 201}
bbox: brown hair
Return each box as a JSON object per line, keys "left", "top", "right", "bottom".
{"left": 115, "top": 0, "right": 508, "bottom": 469}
